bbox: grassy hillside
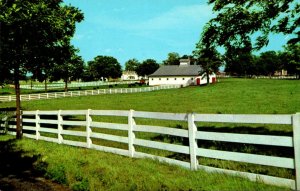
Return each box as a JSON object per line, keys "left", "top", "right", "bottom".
{"left": 1, "top": 78, "right": 300, "bottom": 114}
{"left": 0, "top": 78, "right": 299, "bottom": 190}
{"left": 0, "top": 135, "right": 289, "bottom": 191}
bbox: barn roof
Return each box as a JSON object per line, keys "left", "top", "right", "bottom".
{"left": 149, "top": 65, "right": 203, "bottom": 77}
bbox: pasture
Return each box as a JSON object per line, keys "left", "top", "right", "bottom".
{"left": 1, "top": 78, "right": 300, "bottom": 114}
{"left": 1, "top": 78, "right": 299, "bottom": 190}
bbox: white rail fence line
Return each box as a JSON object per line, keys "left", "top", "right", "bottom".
{"left": 1, "top": 110, "right": 299, "bottom": 189}
{"left": 217, "top": 75, "right": 297, "bottom": 79}
{"left": 0, "top": 85, "right": 181, "bottom": 102}
{"left": 20, "top": 81, "right": 140, "bottom": 90}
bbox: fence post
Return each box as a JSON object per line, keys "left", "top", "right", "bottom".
{"left": 188, "top": 113, "right": 198, "bottom": 170}
{"left": 86, "top": 109, "right": 92, "bottom": 148}
{"left": 35, "top": 110, "right": 40, "bottom": 140}
{"left": 128, "top": 109, "right": 136, "bottom": 157}
{"left": 58, "top": 110, "right": 63, "bottom": 144}
{"left": 293, "top": 113, "right": 300, "bottom": 190}
{"left": 4, "top": 116, "right": 8, "bottom": 134}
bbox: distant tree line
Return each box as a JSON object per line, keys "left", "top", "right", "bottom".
{"left": 224, "top": 44, "right": 300, "bottom": 77}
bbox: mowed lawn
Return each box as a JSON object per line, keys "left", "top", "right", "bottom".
{"left": 0, "top": 78, "right": 299, "bottom": 191}
{"left": 1, "top": 78, "right": 300, "bottom": 114}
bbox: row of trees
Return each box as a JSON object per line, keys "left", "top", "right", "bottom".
{"left": 224, "top": 44, "right": 300, "bottom": 77}
{"left": 124, "top": 58, "right": 159, "bottom": 77}
{"left": 194, "top": 0, "right": 300, "bottom": 79}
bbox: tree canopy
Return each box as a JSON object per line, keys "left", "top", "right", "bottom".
{"left": 87, "top": 56, "right": 122, "bottom": 80}
{"left": 136, "top": 59, "right": 159, "bottom": 77}
{"left": 125, "top": 58, "right": 140, "bottom": 71}
{"left": 163, "top": 52, "right": 180, "bottom": 65}
{"left": 193, "top": 45, "right": 222, "bottom": 84}
{"left": 0, "top": 0, "right": 84, "bottom": 138}
{"left": 201, "top": 0, "right": 299, "bottom": 52}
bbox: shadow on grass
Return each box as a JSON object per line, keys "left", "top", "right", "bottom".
{"left": 152, "top": 125, "right": 294, "bottom": 160}
{"left": 0, "top": 136, "right": 69, "bottom": 191}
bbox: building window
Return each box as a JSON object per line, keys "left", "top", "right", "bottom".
{"left": 159, "top": 78, "right": 161, "bottom": 80}
{"left": 175, "top": 78, "right": 177, "bottom": 80}
{"left": 152, "top": 78, "right": 154, "bottom": 80}
{"left": 191, "top": 78, "right": 194, "bottom": 80}
{"left": 182, "top": 78, "right": 185, "bottom": 80}
{"left": 167, "top": 78, "right": 169, "bottom": 80}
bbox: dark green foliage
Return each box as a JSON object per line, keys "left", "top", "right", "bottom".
{"left": 86, "top": 55, "right": 122, "bottom": 80}
{"left": 46, "top": 164, "right": 67, "bottom": 184}
{"left": 136, "top": 59, "right": 159, "bottom": 76}
{"left": 72, "top": 178, "right": 89, "bottom": 191}
{"left": 163, "top": 52, "right": 180, "bottom": 65}
{"left": 125, "top": 58, "right": 140, "bottom": 71}
{"left": 202, "top": 0, "right": 299, "bottom": 51}
{"left": 193, "top": 45, "right": 222, "bottom": 84}
{"left": 280, "top": 43, "right": 300, "bottom": 78}
{"left": 0, "top": 0, "right": 84, "bottom": 138}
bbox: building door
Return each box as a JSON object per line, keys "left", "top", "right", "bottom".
{"left": 196, "top": 78, "right": 200, "bottom": 85}
{"left": 212, "top": 77, "right": 216, "bottom": 83}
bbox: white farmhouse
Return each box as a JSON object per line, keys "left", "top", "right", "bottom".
{"left": 121, "top": 71, "right": 139, "bottom": 81}
{"left": 148, "top": 59, "right": 217, "bottom": 86}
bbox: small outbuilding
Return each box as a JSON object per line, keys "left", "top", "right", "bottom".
{"left": 121, "top": 71, "right": 140, "bottom": 81}
{"left": 148, "top": 59, "right": 216, "bottom": 86}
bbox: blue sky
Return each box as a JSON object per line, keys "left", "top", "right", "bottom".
{"left": 63, "top": 0, "right": 289, "bottom": 68}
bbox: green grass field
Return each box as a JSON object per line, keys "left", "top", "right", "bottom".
{"left": 1, "top": 78, "right": 300, "bottom": 114}
{"left": 0, "top": 135, "right": 289, "bottom": 191}
{"left": 1, "top": 78, "right": 299, "bottom": 190}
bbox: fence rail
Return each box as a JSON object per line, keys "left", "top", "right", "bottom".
{"left": 0, "top": 85, "right": 181, "bottom": 102}
{"left": 20, "top": 80, "right": 140, "bottom": 90}
{"left": 1, "top": 110, "right": 299, "bottom": 189}
{"left": 217, "top": 75, "right": 298, "bottom": 79}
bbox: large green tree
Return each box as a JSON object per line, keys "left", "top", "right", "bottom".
{"left": 256, "top": 51, "right": 281, "bottom": 76}
{"left": 224, "top": 51, "right": 257, "bottom": 76}
{"left": 87, "top": 56, "right": 122, "bottom": 80}
{"left": 193, "top": 45, "right": 222, "bottom": 84}
{"left": 50, "top": 47, "right": 85, "bottom": 91}
{"left": 0, "top": 0, "right": 83, "bottom": 138}
{"left": 136, "top": 59, "right": 159, "bottom": 77}
{"left": 201, "top": 0, "right": 299, "bottom": 53}
{"left": 125, "top": 58, "right": 140, "bottom": 71}
{"left": 280, "top": 43, "right": 300, "bottom": 78}
{"left": 163, "top": 52, "right": 180, "bottom": 65}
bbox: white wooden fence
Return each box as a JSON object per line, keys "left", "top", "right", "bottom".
{"left": 20, "top": 81, "right": 140, "bottom": 90}
{"left": 0, "top": 85, "right": 181, "bottom": 102}
{"left": 1, "top": 110, "right": 299, "bottom": 189}
{"left": 217, "top": 75, "right": 297, "bottom": 79}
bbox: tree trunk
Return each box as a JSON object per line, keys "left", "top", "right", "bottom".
{"left": 206, "top": 71, "right": 209, "bottom": 85}
{"left": 14, "top": 67, "right": 22, "bottom": 139}
{"left": 44, "top": 79, "right": 47, "bottom": 92}
{"left": 64, "top": 79, "right": 68, "bottom": 92}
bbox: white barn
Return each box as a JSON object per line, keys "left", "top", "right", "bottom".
{"left": 148, "top": 59, "right": 216, "bottom": 86}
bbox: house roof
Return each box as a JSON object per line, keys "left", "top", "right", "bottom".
{"left": 149, "top": 65, "right": 203, "bottom": 77}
